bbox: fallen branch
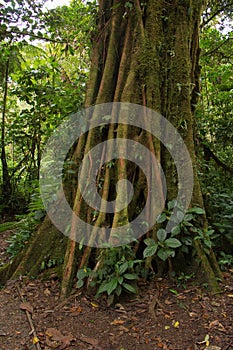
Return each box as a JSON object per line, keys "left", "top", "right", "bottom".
{"left": 16, "top": 285, "right": 42, "bottom": 350}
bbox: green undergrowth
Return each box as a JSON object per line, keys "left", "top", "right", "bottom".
{"left": 0, "top": 221, "right": 19, "bottom": 233}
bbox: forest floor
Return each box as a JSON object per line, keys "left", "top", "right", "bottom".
{"left": 0, "top": 229, "right": 233, "bottom": 350}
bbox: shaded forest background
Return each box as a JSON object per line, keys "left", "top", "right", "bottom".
{"left": 0, "top": 0, "right": 233, "bottom": 297}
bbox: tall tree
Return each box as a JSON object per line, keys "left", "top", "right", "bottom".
{"left": 0, "top": 0, "right": 92, "bottom": 210}
{"left": 0, "top": 0, "right": 223, "bottom": 297}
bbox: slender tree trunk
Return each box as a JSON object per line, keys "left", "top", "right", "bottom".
{"left": 1, "top": 58, "right": 12, "bottom": 200}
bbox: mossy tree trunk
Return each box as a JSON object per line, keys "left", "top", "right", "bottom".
{"left": 1, "top": 0, "right": 222, "bottom": 296}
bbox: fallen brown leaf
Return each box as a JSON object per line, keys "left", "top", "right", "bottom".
{"left": 20, "top": 302, "right": 33, "bottom": 314}
{"left": 157, "top": 342, "right": 164, "bottom": 348}
{"left": 0, "top": 332, "right": 7, "bottom": 336}
{"left": 208, "top": 320, "right": 226, "bottom": 332}
{"left": 118, "top": 325, "right": 129, "bottom": 332}
{"left": 44, "top": 288, "right": 51, "bottom": 296}
{"left": 111, "top": 319, "right": 126, "bottom": 325}
{"left": 78, "top": 336, "right": 99, "bottom": 346}
{"left": 46, "top": 327, "right": 75, "bottom": 349}
{"left": 70, "top": 305, "right": 82, "bottom": 315}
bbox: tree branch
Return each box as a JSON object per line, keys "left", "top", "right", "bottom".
{"left": 5, "top": 29, "right": 67, "bottom": 44}
{"left": 203, "top": 37, "right": 233, "bottom": 56}
{"left": 201, "top": 2, "right": 233, "bottom": 29}
{"left": 203, "top": 144, "right": 233, "bottom": 174}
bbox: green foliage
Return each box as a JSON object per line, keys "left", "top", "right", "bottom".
{"left": 176, "top": 272, "right": 195, "bottom": 289}
{"left": 0, "top": 0, "right": 46, "bottom": 42}
{"left": 0, "top": 0, "right": 94, "bottom": 213}
{"left": 76, "top": 267, "right": 92, "bottom": 288}
{"left": 28, "top": 185, "right": 46, "bottom": 220}
{"left": 6, "top": 217, "right": 36, "bottom": 258}
{"left": 205, "top": 189, "right": 233, "bottom": 248}
{"left": 77, "top": 245, "right": 142, "bottom": 298}
{"left": 40, "top": 257, "right": 64, "bottom": 271}
{"left": 202, "top": 189, "right": 233, "bottom": 268}
{"left": 143, "top": 229, "right": 182, "bottom": 261}
{"left": 194, "top": 228, "right": 215, "bottom": 254}
{"left": 0, "top": 221, "right": 19, "bottom": 233}
{"left": 196, "top": 23, "right": 233, "bottom": 265}
{"left": 143, "top": 201, "right": 206, "bottom": 261}
{"left": 6, "top": 186, "right": 45, "bottom": 258}
{"left": 218, "top": 252, "right": 233, "bottom": 271}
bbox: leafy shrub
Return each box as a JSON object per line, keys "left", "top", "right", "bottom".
{"left": 218, "top": 252, "right": 233, "bottom": 271}
{"left": 143, "top": 200, "right": 206, "bottom": 261}
{"left": 77, "top": 245, "right": 142, "bottom": 299}
{"left": 6, "top": 217, "right": 36, "bottom": 258}
{"left": 206, "top": 190, "right": 233, "bottom": 251}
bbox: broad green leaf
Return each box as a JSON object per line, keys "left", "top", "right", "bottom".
{"left": 157, "top": 229, "right": 167, "bottom": 242}
{"left": 168, "top": 200, "right": 177, "bottom": 210}
{"left": 76, "top": 268, "right": 88, "bottom": 279}
{"left": 171, "top": 225, "right": 181, "bottom": 236}
{"left": 207, "top": 229, "right": 214, "bottom": 235}
{"left": 118, "top": 276, "right": 123, "bottom": 284}
{"left": 183, "top": 221, "right": 193, "bottom": 227}
{"left": 122, "top": 283, "right": 137, "bottom": 293}
{"left": 115, "top": 284, "right": 122, "bottom": 296}
{"left": 123, "top": 273, "right": 138, "bottom": 280}
{"left": 183, "top": 213, "right": 193, "bottom": 222}
{"left": 188, "top": 207, "right": 205, "bottom": 215}
{"left": 143, "top": 244, "right": 158, "bottom": 258}
{"left": 165, "top": 238, "right": 182, "bottom": 248}
{"left": 118, "top": 262, "right": 128, "bottom": 274}
{"left": 156, "top": 212, "right": 167, "bottom": 223}
{"left": 76, "top": 279, "right": 84, "bottom": 288}
{"left": 97, "top": 281, "right": 109, "bottom": 295}
{"left": 144, "top": 238, "right": 156, "bottom": 246}
{"left": 106, "top": 277, "right": 118, "bottom": 295}
{"left": 157, "top": 249, "right": 170, "bottom": 261}
{"left": 204, "top": 240, "right": 212, "bottom": 248}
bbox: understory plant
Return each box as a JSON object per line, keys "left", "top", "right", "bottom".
{"left": 143, "top": 200, "right": 206, "bottom": 262}
{"left": 77, "top": 245, "right": 142, "bottom": 300}
{"left": 76, "top": 201, "right": 214, "bottom": 299}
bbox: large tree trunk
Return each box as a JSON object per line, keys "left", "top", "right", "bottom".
{"left": 0, "top": 0, "right": 222, "bottom": 296}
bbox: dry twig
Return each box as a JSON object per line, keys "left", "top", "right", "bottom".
{"left": 16, "top": 285, "right": 42, "bottom": 350}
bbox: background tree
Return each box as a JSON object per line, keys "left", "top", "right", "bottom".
{"left": 0, "top": 0, "right": 93, "bottom": 214}
{"left": 196, "top": 4, "right": 233, "bottom": 263}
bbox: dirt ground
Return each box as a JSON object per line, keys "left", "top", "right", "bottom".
{"left": 0, "top": 230, "right": 232, "bottom": 350}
